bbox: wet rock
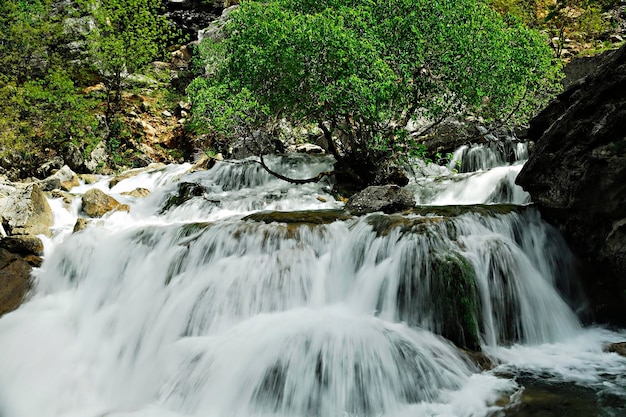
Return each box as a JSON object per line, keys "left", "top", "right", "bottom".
{"left": 0, "top": 184, "right": 53, "bottom": 237}
{"left": 161, "top": 182, "right": 206, "bottom": 212}
{"left": 604, "top": 342, "right": 626, "bottom": 357}
{"left": 244, "top": 209, "right": 352, "bottom": 225}
{"left": 109, "top": 163, "right": 166, "bottom": 188}
{"left": 345, "top": 185, "right": 415, "bottom": 215}
{"left": 0, "top": 236, "right": 44, "bottom": 256}
{"left": 516, "top": 45, "right": 626, "bottom": 326}
{"left": 121, "top": 188, "right": 151, "bottom": 198}
{"left": 49, "top": 189, "right": 75, "bottom": 208}
{"left": 81, "top": 188, "right": 130, "bottom": 218}
{"left": 0, "top": 248, "right": 32, "bottom": 318}
{"left": 189, "top": 153, "right": 221, "bottom": 172}
{"left": 397, "top": 251, "right": 482, "bottom": 351}
{"left": 73, "top": 218, "right": 91, "bottom": 233}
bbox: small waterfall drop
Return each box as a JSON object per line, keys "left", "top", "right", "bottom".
{"left": 0, "top": 147, "right": 624, "bottom": 417}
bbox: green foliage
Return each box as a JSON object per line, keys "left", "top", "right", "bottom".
{"left": 0, "top": 0, "right": 98, "bottom": 166}
{"left": 487, "top": 0, "right": 614, "bottom": 58}
{"left": 78, "top": 0, "right": 178, "bottom": 112}
{"left": 189, "top": 0, "right": 561, "bottom": 184}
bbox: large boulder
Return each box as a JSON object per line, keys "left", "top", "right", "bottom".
{"left": 516, "top": 45, "right": 626, "bottom": 326}
{"left": 0, "top": 183, "right": 53, "bottom": 236}
{"left": 345, "top": 185, "right": 415, "bottom": 215}
{"left": 0, "top": 248, "right": 32, "bottom": 318}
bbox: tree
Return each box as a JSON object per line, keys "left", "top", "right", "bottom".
{"left": 78, "top": 0, "right": 177, "bottom": 116}
{"left": 0, "top": 0, "right": 98, "bottom": 172}
{"left": 188, "top": 0, "right": 561, "bottom": 187}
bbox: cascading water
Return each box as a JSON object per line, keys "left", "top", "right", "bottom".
{"left": 0, "top": 149, "right": 624, "bottom": 417}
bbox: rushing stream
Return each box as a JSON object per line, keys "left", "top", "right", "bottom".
{"left": 0, "top": 142, "right": 625, "bottom": 417}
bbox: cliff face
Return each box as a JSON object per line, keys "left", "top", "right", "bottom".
{"left": 516, "top": 45, "right": 626, "bottom": 326}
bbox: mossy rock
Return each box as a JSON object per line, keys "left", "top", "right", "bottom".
{"left": 365, "top": 213, "right": 447, "bottom": 237}
{"left": 409, "top": 204, "right": 525, "bottom": 218}
{"left": 161, "top": 182, "right": 207, "bottom": 213}
{"left": 431, "top": 253, "right": 481, "bottom": 350}
{"left": 397, "top": 250, "right": 481, "bottom": 351}
{"left": 243, "top": 209, "right": 352, "bottom": 225}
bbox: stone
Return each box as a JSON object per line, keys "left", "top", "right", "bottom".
{"left": 81, "top": 188, "right": 130, "bottom": 218}
{"left": 0, "top": 184, "right": 53, "bottom": 236}
{"left": 516, "top": 45, "right": 626, "bottom": 326}
{"left": 109, "top": 164, "right": 165, "bottom": 188}
{"left": 85, "top": 142, "right": 110, "bottom": 173}
{"left": 72, "top": 218, "right": 90, "bottom": 233}
{"left": 121, "top": 188, "right": 151, "bottom": 198}
{"left": 61, "top": 142, "right": 85, "bottom": 172}
{"left": 49, "top": 165, "right": 80, "bottom": 191}
{"left": 604, "top": 342, "right": 626, "bottom": 357}
{"left": 189, "top": 153, "right": 221, "bottom": 172}
{"left": 345, "top": 185, "right": 415, "bottom": 215}
{"left": 161, "top": 182, "right": 206, "bottom": 212}
{"left": 0, "top": 248, "right": 32, "bottom": 318}
{"left": 36, "top": 156, "right": 64, "bottom": 178}
{"left": 0, "top": 236, "right": 44, "bottom": 256}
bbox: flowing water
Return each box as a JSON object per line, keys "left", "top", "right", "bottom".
{"left": 0, "top": 146, "right": 625, "bottom": 417}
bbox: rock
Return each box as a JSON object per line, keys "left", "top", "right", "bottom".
{"left": 345, "top": 185, "right": 415, "bottom": 216}
{"left": 372, "top": 164, "right": 409, "bottom": 186}
{"left": 604, "top": 342, "right": 626, "bottom": 357}
{"left": 81, "top": 188, "right": 130, "bottom": 218}
{"left": 0, "top": 248, "right": 32, "bottom": 318}
{"left": 80, "top": 174, "right": 100, "bottom": 185}
{"left": 121, "top": 188, "right": 151, "bottom": 198}
{"left": 161, "top": 182, "right": 206, "bottom": 212}
{"left": 72, "top": 218, "right": 90, "bottom": 233}
{"left": 0, "top": 184, "right": 53, "bottom": 236}
{"left": 198, "top": 4, "right": 236, "bottom": 43}
{"left": 0, "top": 236, "right": 44, "bottom": 256}
{"left": 61, "top": 142, "right": 85, "bottom": 172}
{"left": 49, "top": 189, "right": 75, "bottom": 208}
{"left": 86, "top": 142, "right": 110, "bottom": 173}
{"left": 109, "top": 164, "right": 165, "bottom": 188}
{"left": 42, "top": 165, "right": 80, "bottom": 192}
{"left": 165, "top": 0, "right": 223, "bottom": 41}
{"left": 36, "top": 156, "right": 64, "bottom": 178}
{"left": 243, "top": 209, "right": 352, "bottom": 225}
{"left": 189, "top": 153, "right": 221, "bottom": 172}
{"left": 295, "top": 143, "right": 325, "bottom": 154}
{"left": 516, "top": 45, "right": 626, "bottom": 326}
{"left": 37, "top": 176, "right": 62, "bottom": 192}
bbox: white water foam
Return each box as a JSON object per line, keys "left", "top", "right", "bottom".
{"left": 0, "top": 150, "right": 624, "bottom": 417}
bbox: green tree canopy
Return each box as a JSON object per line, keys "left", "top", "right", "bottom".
{"left": 0, "top": 0, "right": 97, "bottom": 169}
{"left": 188, "top": 0, "right": 561, "bottom": 186}
{"left": 78, "top": 0, "right": 177, "bottom": 114}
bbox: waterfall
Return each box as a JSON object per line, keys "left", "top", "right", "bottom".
{"left": 0, "top": 150, "right": 624, "bottom": 417}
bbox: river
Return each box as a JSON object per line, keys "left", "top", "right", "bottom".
{"left": 0, "top": 142, "right": 624, "bottom": 417}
